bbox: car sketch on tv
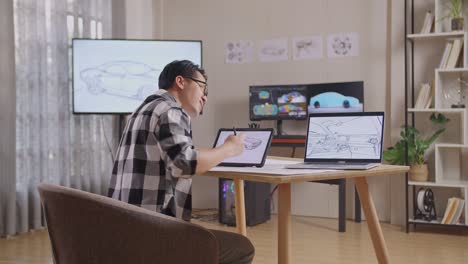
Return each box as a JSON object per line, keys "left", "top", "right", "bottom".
{"left": 80, "top": 61, "right": 160, "bottom": 100}
{"left": 307, "top": 117, "right": 381, "bottom": 159}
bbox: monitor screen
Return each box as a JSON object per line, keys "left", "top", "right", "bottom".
{"left": 307, "top": 81, "right": 364, "bottom": 113}
{"left": 72, "top": 39, "right": 202, "bottom": 114}
{"left": 305, "top": 112, "right": 384, "bottom": 162}
{"left": 249, "top": 85, "right": 308, "bottom": 120}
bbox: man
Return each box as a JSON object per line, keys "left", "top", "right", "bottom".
{"left": 108, "top": 60, "right": 254, "bottom": 264}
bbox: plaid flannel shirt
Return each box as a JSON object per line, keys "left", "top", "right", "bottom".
{"left": 108, "top": 89, "right": 197, "bottom": 221}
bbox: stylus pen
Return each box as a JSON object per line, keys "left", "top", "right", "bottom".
{"left": 233, "top": 127, "right": 237, "bottom": 136}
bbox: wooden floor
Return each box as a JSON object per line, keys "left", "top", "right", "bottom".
{"left": 1, "top": 215, "right": 468, "bottom": 264}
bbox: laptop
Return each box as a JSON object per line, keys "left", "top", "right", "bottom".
{"left": 286, "top": 112, "right": 384, "bottom": 170}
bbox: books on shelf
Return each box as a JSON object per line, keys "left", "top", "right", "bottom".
{"left": 446, "top": 39, "right": 463, "bottom": 69}
{"left": 441, "top": 197, "right": 465, "bottom": 225}
{"left": 420, "top": 11, "right": 434, "bottom": 34}
{"left": 439, "top": 42, "right": 453, "bottom": 69}
{"left": 414, "top": 83, "right": 432, "bottom": 109}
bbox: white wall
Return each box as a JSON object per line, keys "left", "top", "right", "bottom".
{"left": 125, "top": 0, "right": 154, "bottom": 39}
{"left": 389, "top": 0, "right": 407, "bottom": 226}
{"left": 149, "top": 0, "right": 395, "bottom": 221}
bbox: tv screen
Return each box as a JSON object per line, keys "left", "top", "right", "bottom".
{"left": 249, "top": 85, "right": 308, "bottom": 120}
{"left": 307, "top": 81, "right": 364, "bottom": 113}
{"left": 72, "top": 39, "right": 202, "bottom": 114}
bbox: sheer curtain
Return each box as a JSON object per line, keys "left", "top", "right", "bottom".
{"left": 5, "top": 0, "right": 115, "bottom": 236}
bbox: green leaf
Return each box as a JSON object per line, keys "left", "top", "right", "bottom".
{"left": 430, "top": 113, "right": 450, "bottom": 124}
{"left": 383, "top": 146, "right": 406, "bottom": 165}
{"left": 424, "top": 128, "right": 446, "bottom": 146}
{"left": 385, "top": 114, "right": 448, "bottom": 165}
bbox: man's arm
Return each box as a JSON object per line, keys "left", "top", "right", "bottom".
{"left": 195, "top": 134, "right": 246, "bottom": 174}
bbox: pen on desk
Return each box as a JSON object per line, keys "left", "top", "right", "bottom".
{"left": 233, "top": 127, "right": 237, "bottom": 136}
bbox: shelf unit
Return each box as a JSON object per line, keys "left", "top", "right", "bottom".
{"left": 405, "top": 0, "right": 468, "bottom": 231}
{"left": 407, "top": 31, "right": 465, "bottom": 40}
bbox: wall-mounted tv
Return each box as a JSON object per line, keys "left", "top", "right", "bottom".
{"left": 72, "top": 39, "right": 202, "bottom": 114}
{"left": 249, "top": 85, "right": 308, "bottom": 120}
{"left": 307, "top": 81, "right": 364, "bottom": 113}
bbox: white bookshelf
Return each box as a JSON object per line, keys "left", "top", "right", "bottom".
{"left": 406, "top": 109, "right": 466, "bottom": 144}
{"left": 408, "top": 180, "right": 468, "bottom": 188}
{"left": 435, "top": 144, "right": 468, "bottom": 182}
{"left": 407, "top": 31, "right": 464, "bottom": 40}
{"left": 408, "top": 218, "right": 468, "bottom": 225}
{"left": 407, "top": 108, "right": 465, "bottom": 113}
{"left": 408, "top": 180, "right": 468, "bottom": 226}
{"left": 437, "top": 68, "right": 468, "bottom": 73}
{"left": 405, "top": 0, "right": 468, "bottom": 229}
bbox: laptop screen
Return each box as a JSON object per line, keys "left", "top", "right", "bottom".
{"left": 305, "top": 112, "right": 384, "bottom": 163}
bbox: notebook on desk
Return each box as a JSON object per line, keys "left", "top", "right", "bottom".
{"left": 285, "top": 112, "right": 384, "bottom": 170}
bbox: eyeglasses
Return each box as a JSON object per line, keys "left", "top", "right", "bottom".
{"left": 185, "top": 77, "right": 208, "bottom": 96}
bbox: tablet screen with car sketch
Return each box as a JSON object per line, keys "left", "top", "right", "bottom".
{"left": 213, "top": 128, "right": 274, "bottom": 167}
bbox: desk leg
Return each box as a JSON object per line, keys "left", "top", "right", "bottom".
{"left": 354, "top": 177, "right": 390, "bottom": 264}
{"left": 234, "top": 178, "right": 247, "bottom": 236}
{"left": 278, "top": 183, "right": 291, "bottom": 264}
{"left": 355, "top": 187, "right": 362, "bottom": 222}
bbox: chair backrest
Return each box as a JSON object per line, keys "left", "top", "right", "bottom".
{"left": 38, "top": 183, "right": 218, "bottom": 264}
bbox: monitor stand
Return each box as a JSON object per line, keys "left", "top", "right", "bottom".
{"left": 276, "top": 120, "right": 283, "bottom": 136}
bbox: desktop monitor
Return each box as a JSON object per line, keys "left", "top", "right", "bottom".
{"left": 72, "top": 39, "right": 202, "bottom": 114}
{"left": 306, "top": 81, "right": 364, "bottom": 113}
{"left": 249, "top": 85, "right": 308, "bottom": 120}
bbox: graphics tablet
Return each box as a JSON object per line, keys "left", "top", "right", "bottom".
{"left": 213, "top": 128, "right": 274, "bottom": 167}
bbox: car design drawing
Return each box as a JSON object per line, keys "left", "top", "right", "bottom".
{"left": 307, "top": 120, "right": 381, "bottom": 158}
{"left": 253, "top": 103, "right": 278, "bottom": 116}
{"left": 278, "top": 104, "right": 305, "bottom": 115}
{"left": 277, "top": 91, "right": 307, "bottom": 104}
{"left": 277, "top": 91, "right": 307, "bottom": 117}
{"left": 308, "top": 92, "right": 363, "bottom": 113}
{"left": 80, "top": 61, "right": 160, "bottom": 100}
{"left": 244, "top": 137, "right": 262, "bottom": 150}
{"left": 259, "top": 90, "right": 270, "bottom": 99}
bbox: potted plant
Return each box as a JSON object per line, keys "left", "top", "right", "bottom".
{"left": 439, "top": 0, "right": 467, "bottom": 31}
{"left": 383, "top": 113, "right": 450, "bottom": 181}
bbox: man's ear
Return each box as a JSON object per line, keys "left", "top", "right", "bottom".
{"left": 174, "top": 75, "right": 185, "bottom": 90}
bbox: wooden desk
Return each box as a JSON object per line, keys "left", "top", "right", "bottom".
{"left": 201, "top": 157, "right": 409, "bottom": 264}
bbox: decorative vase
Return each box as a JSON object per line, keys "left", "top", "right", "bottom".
{"left": 409, "top": 164, "right": 429, "bottom": 181}
{"left": 452, "top": 17, "right": 464, "bottom": 31}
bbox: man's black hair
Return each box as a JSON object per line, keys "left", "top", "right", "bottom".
{"left": 158, "top": 60, "right": 206, "bottom": 90}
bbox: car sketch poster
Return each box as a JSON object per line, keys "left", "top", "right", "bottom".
{"left": 73, "top": 39, "right": 201, "bottom": 113}
{"left": 214, "top": 131, "right": 272, "bottom": 164}
{"left": 258, "top": 38, "right": 288, "bottom": 62}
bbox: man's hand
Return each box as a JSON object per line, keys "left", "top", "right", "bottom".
{"left": 195, "top": 133, "right": 246, "bottom": 174}
{"left": 223, "top": 133, "right": 246, "bottom": 157}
